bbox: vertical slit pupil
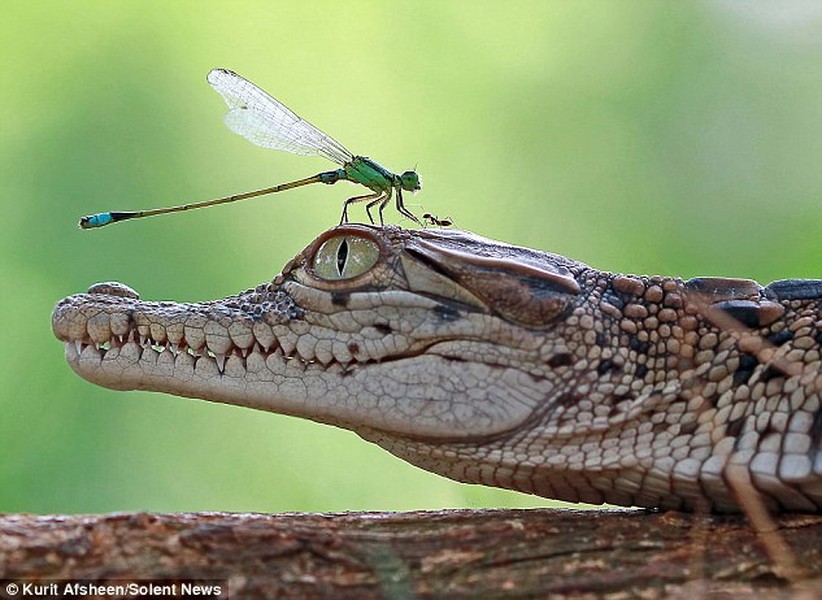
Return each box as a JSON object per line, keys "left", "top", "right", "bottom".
{"left": 337, "top": 238, "right": 349, "bottom": 276}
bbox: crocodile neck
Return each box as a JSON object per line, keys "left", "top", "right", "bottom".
{"left": 52, "top": 224, "right": 822, "bottom": 513}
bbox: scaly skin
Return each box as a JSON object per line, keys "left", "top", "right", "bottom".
{"left": 52, "top": 225, "right": 822, "bottom": 512}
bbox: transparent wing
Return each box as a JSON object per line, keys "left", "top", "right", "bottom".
{"left": 206, "top": 68, "right": 353, "bottom": 166}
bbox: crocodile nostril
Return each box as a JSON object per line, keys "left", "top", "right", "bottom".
{"left": 87, "top": 281, "right": 140, "bottom": 299}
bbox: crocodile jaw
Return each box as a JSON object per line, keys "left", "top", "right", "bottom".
{"left": 52, "top": 278, "right": 548, "bottom": 442}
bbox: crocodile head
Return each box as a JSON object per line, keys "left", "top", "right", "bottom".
{"left": 52, "top": 224, "right": 822, "bottom": 512}
{"left": 52, "top": 224, "right": 585, "bottom": 449}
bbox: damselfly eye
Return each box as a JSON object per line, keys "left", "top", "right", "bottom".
{"left": 312, "top": 234, "right": 380, "bottom": 280}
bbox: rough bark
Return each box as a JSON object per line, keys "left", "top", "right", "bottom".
{"left": 0, "top": 509, "right": 820, "bottom": 599}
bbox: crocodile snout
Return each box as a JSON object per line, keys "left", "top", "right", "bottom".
{"left": 86, "top": 281, "right": 140, "bottom": 299}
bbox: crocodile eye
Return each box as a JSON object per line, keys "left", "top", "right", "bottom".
{"left": 312, "top": 234, "right": 380, "bottom": 280}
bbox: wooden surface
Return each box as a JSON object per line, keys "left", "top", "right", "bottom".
{"left": 1, "top": 509, "right": 820, "bottom": 599}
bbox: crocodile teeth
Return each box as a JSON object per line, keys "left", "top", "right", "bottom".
{"left": 64, "top": 306, "right": 373, "bottom": 374}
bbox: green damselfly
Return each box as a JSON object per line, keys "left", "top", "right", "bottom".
{"left": 80, "top": 68, "right": 422, "bottom": 229}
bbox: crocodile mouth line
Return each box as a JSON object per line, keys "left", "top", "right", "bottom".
{"left": 64, "top": 325, "right": 365, "bottom": 375}
{"left": 62, "top": 317, "right": 488, "bottom": 380}
{"left": 65, "top": 338, "right": 337, "bottom": 377}
{"left": 60, "top": 306, "right": 451, "bottom": 376}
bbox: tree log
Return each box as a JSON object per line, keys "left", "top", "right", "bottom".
{"left": 0, "top": 510, "right": 820, "bottom": 598}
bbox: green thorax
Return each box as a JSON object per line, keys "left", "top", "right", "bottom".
{"left": 344, "top": 156, "right": 422, "bottom": 194}
{"left": 344, "top": 156, "right": 394, "bottom": 193}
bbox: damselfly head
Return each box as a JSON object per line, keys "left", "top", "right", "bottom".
{"left": 400, "top": 170, "right": 421, "bottom": 192}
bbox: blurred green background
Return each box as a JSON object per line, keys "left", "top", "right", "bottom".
{"left": 3, "top": 1, "right": 821, "bottom": 514}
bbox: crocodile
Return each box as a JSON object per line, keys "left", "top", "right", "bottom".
{"left": 51, "top": 224, "right": 822, "bottom": 513}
